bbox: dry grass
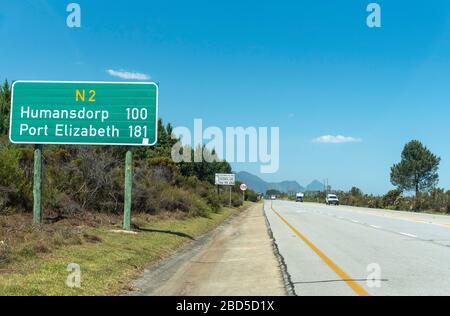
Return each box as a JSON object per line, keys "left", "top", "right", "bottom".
{"left": 0, "top": 214, "right": 116, "bottom": 271}
{"left": 0, "top": 203, "right": 253, "bottom": 295}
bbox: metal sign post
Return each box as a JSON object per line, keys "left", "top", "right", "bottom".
{"left": 240, "top": 183, "right": 248, "bottom": 203}
{"left": 123, "top": 150, "right": 133, "bottom": 230}
{"left": 33, "top": 144, "right": 42, "bottom": 224}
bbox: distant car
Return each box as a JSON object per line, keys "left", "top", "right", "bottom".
{"left": 326, "top": 194, "right": 339, "bottom": 205}
{"left": 271, "top": 195, "right": 276, "bottom": 200}
{"left": 296, "top": 192, "right": 304, "bottom": 202}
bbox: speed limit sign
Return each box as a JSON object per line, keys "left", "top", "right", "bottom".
{"left": 240, "top": 183, "right": 248, "bottom": 192}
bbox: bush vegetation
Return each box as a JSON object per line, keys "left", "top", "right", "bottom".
{"left": 0, "top": 79, "right": 256, "bottom": 218}
{"left": 291, "top": 140, "right": 449, "bottom": 214}
{"left": 304, "top": 187, "right": 450, "bottom": 214}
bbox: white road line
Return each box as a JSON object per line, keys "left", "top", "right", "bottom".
{"left": 370, "top": 225, "right": 381, "bottom": 229}
{"left": 351, "top": 220, "right": 359, "bottom": 223}
{"left": 399, "top": 232, "right": 418, "bottom": 238}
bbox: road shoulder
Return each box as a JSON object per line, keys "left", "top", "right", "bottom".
{"left": 130, "top": 203, "right": 287, "bottom": 296}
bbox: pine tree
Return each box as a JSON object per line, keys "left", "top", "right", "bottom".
{"left": 391, "top": 140, "right": 440, "bottom": 197}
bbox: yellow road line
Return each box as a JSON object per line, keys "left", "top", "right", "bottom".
{"left": 270, "top": 203, "right": 370, "bottom": 296}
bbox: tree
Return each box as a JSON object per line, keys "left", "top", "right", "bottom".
{"left": 266, "top": 189, "right": 282, "bottom": 197}
{"left": 390, "top": 140, "right": 440, "bottom": 197}
{"left": 0, "top": 79, "right": 11, "bottom": 135}
{"left": 350, "top": 186, "right": 363, "bottom": 197}
{"left": 178, "top": 145, "right": 232, "bottom": 185}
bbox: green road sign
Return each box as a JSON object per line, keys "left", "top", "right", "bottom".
{"left": 9, "top": 81, "right": 158, "bottom": 146}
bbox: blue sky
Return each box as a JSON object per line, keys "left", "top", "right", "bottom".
{"left": 1, "top": 0, "right": 450, "bottom": 194}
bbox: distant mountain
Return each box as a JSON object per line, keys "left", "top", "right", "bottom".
{"left": 236, "top": 171, "right": 305, "bottom": 194}
{"left": 305, "top": 180, "right": 325, "bottom": 192}
{"left": 235, "top": 171, "right": 325, "bottom": 194}
{"left": 235, "top": 171, "right": 269, "bottom": 193}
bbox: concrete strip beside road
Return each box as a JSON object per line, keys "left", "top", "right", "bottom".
{"left": 132, "top": 203, "right": 287, "bottom": 296}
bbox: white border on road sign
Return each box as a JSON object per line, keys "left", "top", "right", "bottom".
{"left": 8, "top": 80, "right": 159, "bottom": 146}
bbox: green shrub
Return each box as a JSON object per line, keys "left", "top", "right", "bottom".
{"left": 245, "top": 190, "right": 259, "bottom": 202}
{"left": 0, "top": 144, "right": 32, "bottom": 212}
{"left": 0, "top": 101, "right": 245, "bottom": 220}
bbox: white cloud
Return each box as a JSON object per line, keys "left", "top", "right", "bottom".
{"left": 106, "top": 69, "right": 150, "bottom": 80}
{"left": 313, "top": 135, "right": 362, "bottom": 144}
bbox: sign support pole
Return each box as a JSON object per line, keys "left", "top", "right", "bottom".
{"left": 33, "top": 144, "right": 42, "bottom": 225}
{"left": 123, "top": 150, "right": 133, "bottom": 231}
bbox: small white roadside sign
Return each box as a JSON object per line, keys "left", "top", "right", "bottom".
{"left": 215, "top": 173, "right": 236, "bottom": 186}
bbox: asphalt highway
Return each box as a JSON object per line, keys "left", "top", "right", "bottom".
{"left": 264, "top": 200, "right": 450, "bottom": 296}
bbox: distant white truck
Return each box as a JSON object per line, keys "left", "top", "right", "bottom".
{"left": 295, "top": 192, "right": 304, "bottom": 202}
{"left": 326, "top": 194, "right": 339, "bottom": 206}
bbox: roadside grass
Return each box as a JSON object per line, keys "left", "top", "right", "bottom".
{"left": 0, "top": 203, "right": 251, "bottom": 296}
